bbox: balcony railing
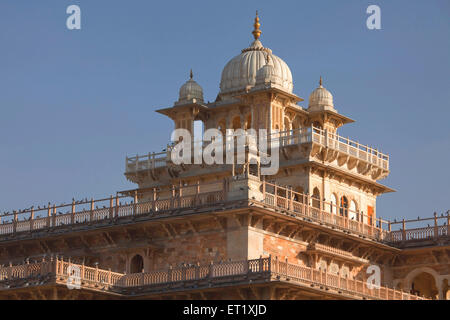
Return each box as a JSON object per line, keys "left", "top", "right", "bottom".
{"left": 125, "top": 126, "right": 389, "bottom": 174}
{"left": 0, "top": 179, "right": 387, "bottom": 241}
{"left": 0, "top": 179, "right": 447, "bottom": 244}
{"left": 0, "top": 257, "right": 427, "bottom": 300}
{"left": 310, "top": 127, "right": 389, "bottom": 170}
{"left": 262, "top": 182, "right": 391, "bottom": 242}
{"left": 387, "top": 213, "right": 450, "bottom": 243}
{"left": 0, "top": 180, "right": 226, "bottom": 236}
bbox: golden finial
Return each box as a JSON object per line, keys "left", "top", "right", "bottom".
{"left": 190, "top": 69, "right": 193, "bottom": 80}
{"left": 252, "top": 11, "right": 261, "bottom": 40}
{"left": 319, "top": 76, "right": 323, "bottom": 87}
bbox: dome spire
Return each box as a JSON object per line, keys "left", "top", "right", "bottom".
{"left": 190, "top": 69, "right": 193, "bottom": 80}
{"left": 252, "top": 11, "right": 261, "bottom": 40}
{"left": 319, "top": 76, "right": 323, "bottom": 87}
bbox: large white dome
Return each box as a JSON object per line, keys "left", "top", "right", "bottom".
{"left": 219, "top": 14, "right": 293, "bottom": 98}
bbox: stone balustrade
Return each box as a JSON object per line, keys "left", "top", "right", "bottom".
{"left": 0, "top": 256, "right": 427, "bottom": 300}
{"left": 1, "top": 179, "right": 447, "bottom": 244}
{"left": 262, "top": 182, "right": 390, "bottom": 242}
{"left": 125, "top": 126, "right": 390, "bottom": 174}
{"left": 387, "top": 212, "right": 450, "bottom": 243}
{"left": 0, "top": 181, "right": 226, "bottom": 236}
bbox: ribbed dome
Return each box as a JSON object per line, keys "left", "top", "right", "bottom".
{"left": 220, "top": 40, "right": 293, "bottom": 97}
{"left": 219, "top": 13, "right": 293, "bottom": 98}
{"left": 308, "top": 77, "right": 334, "bottom": 111}
{"left": 176, "top": 70, "right": 204, "bottom": 105}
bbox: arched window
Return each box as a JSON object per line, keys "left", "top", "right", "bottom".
{"left": 411, "top": 272, "right": 439, "bottom": 299}
{"left": 193, "top": 120, "right": 204, "bottom": 150}
{"left": 232, "top": 116, "right": 241, "bottom": 130}
{"left": 130, "top": 254, "right": 144, "bottom": 274}
{"left": 330, "top": 194, "right": 337, "bottom": 214}
{"left": 283, "top": 117, "right": 293, "bottom": 145}
{"left": 312, "top": 121, "right": 323, "bottom": 130}
{"left": 312, "top": 187, "right": 321, "bottom": 209}
{"left": 349, "top": 200, "right": 357, "bottom": 221}
{"left": 217, "top": 118, "right": 226, "bottom": 136}
{"left": 193, "top": 120, "right": 204, "bottom": 141}
{"left": 283, "top": 117, "right": 290, "bottom": 131}
{"left": 340, "top": 196, "right": 348, "bottom": 217}
{"left": 245, "top": 114, "right": 252, "bottom": 129}
{"left": 293, "top": 186, "right": 304, "bottom": 203}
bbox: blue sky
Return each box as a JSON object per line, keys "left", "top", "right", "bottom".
{"left": 0, "top": 0, "right": 449, "bottom": 223}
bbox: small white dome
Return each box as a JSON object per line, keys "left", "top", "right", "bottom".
{"left": 219, "top": 13, "right": 293, "bottom": 99}
{"left": 308, "top": 77, "right": 334, "bottom": 111}
{"left": 177, "top": 70, "right": 204, "bottom": 105}
{"left": 255, "top": 55, "right": 284, "bottom": 88}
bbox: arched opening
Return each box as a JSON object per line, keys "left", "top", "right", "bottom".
{"left": 293, "top": 186, "right": 305, "bottom": 203}
{"left": 443, "top": 279, "right": 449, "bottom": 300}
{"left": 232, "top": 116, "right": 241, "bottom": 130}
{"left": 283, "top": 117, "right": 292, "bottom": 145}
{"left": 245, "top": 114, "right": 252, "bottom": 130}
{"left": 312, "top": 121, "right": 323, "bottom": 130}
{"left": 349, "top": 200, "right": 357, "bottom": 221}
{"left": 130, "top": 254, "right": 144, "bottom": 274}
{"left": 193, "top": 120, "right": 204, "bottom": 149}
{"left": 312, "top": 187, "right": 321, "bottom": 209}
{"left": 340, "top": 196, "right": 348, "bottom": 217}
{"left": 330, "top": 194, "right": 337, "bottom": 214}
{"left": 292, "top": 117, "right": 300, "bottom": 131}
{"left": 291, "top": 116, "right": 303, "bottom": 144}
{"left": 411, "top": 272, "right": 439, "bottom": 299}
{"left": 217, "top": 118, "right": 226, "bottom": 134}
{"left": 194, "top": 120, "right": 204, "bottom": 138}
{"left": 283, "top": 117, "right": 291, "bottom": 131}
{"left": 217, "top": 118, "right": 227, "bottom": 144}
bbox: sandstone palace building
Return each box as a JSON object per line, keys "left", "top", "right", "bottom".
{"left": 0, "top": 14, "right": 448, "bottom": 300}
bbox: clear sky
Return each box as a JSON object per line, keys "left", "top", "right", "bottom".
{"left": 0, "top": 0, "right": 449, "bottom": 222}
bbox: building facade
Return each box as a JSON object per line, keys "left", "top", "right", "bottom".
{"left": 0, "top": 14, "right": 448, "bottom": 300}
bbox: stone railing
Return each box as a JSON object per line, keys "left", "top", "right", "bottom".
{"left": 0, "top": 257, "right": 427, "bottom": 300}
{"left": 306, "top": 243, "right": 369, "bottom": 264}
{"left": 125, "top": 126, "right": 389, "bottom": 174}
{"left": 270, "top": 257, "right": 425, "bottom": 300}
{"left": 0, "top": 181, "right": 226, "bottom": 237}
{"left": 0, "top": 257, "right": 124, "bottom": 290}
{"left": 309, "top": 127, "right": 389, "bottom": 171}
{"left": 117, "top": 258, "right": 270, "bottom": 288}
{"left": 1, "top": 177, "right": 447, "bottom": 245}
{"left": 387, "top": 213, "right": 450, "bottom": 243}
{"left": 126, "top": 149, "right": 171, "bottom": 174}
{"left": 262, "top": 182, "right": 390, "bottom": 242}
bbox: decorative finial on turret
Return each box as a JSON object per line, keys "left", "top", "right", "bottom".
{"left": 252, "top": 11, "right": 261, "bottom": 40}
{"left": 319, "top": 76, "right": 323, "bottom": 87}
{"left": 190, "top": 69, "right": 193, "bottom": 80}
